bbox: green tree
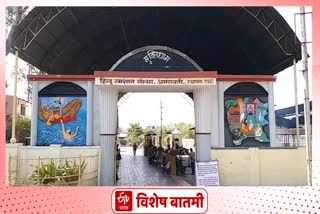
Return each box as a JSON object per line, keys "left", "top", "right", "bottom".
{"left": 155, "top": 123, "right": 195, "bottom": 146}
{"left": 126, "top": 123, "right": 144, "bottom": 145}
{"left": 25, "top": 64, "right": 46, "bottom": 102}
{"left": 16, "top": 117, "right": 31, "bottom": 144}
{"left": 6, "top": 7, "right": 46, "bottom": 102}
{"left": 9, "top": 60, "right": 46, "bottom": 102}
{"left": 7, "top": 116, "right": 31, "bottom": 144}
{"left": 6, "top": 6, "right": 29, "bottom": 36}
{"left": 159, "top": 125, "right": 174, "bottom": 147}
{"left": 175, "top": 122, "right": 195, "bottom": 139}
{"left": 6, "top": 6, "right": 30, "bottom": 87}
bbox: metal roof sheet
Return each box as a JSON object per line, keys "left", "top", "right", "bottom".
{"left": 6, "top": 7, "right": 302, "bottom": 75}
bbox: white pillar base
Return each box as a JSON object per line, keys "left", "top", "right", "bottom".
{"left": 196, "top": 134, "right": 211, "bottom": 161}
{"left": 98, "top": 87, "right": 118, "bottom": 186}
{"left": 194, "top": 87, "right": 214, "bottom": 162}
{"left": 100, "top": 135, "right": 116, "bottom": 186}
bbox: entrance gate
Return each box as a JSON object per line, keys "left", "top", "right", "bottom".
{"left": 95, "top": 46, "right": 218, "bottom": 185}
{"left": 27, "top": 45, "right": 278, "bottom": 186}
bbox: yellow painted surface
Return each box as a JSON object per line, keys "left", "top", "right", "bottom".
{"left": 211, "top": 148, "right": 307, "bottom": 186}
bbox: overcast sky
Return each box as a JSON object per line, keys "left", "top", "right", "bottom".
{"left": 5, "top": 6, "right": 313, "bottom": 130}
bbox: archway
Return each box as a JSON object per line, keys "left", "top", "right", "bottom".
{"left": 96, "top": 46, "right": 215, "bottom": 185}
{"left": 116, "top": 92, "right": 196, "bottom": 186}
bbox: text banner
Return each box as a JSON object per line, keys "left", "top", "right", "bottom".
{"left": 95, "top": 77, "right": 216, "bottom": 86}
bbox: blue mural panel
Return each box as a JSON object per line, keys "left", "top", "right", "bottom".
{"left": 37, "top": 96, "right": 87, "bottom": 146}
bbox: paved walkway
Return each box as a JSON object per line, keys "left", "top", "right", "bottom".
{"left": 116, "top": 146, "right": 196, "bottom": 186}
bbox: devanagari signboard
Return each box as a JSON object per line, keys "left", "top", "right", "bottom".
{"left": 95, "top": 77, "right": 216, "bottom": 86}
{"left": 112, "top": 188, "right": 208, "bottom": 213}
{"left": 195, "top": 160, "right": 220, "bottom": 186}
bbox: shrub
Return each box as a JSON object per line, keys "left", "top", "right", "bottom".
{"left": 16, "top": 117, "right": 31, "bottom": 144}
{"left": 28, "top": 159, "right": 87, "bottom": 186}
{"left": 62, "top": 160, "right": 87, "bottom": 185}
{"left": 28, "top": 159, "right": 64, "bottom": 185}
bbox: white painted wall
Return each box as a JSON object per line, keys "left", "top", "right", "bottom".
{"left": 211, "top": 147, "right": 307, "bottom": 186}
{"left": 220, "top": 81, "right": 269, "bottom": 93}
{"left": 38, "top": 81, "right": 88, "bottom": 92}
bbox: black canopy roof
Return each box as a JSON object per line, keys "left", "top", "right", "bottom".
{"left": 6, "top": 7, "right": 302, "bottom": 75}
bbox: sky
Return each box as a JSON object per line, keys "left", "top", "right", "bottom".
{"left": 5, "top": 6, "right": 313, "bottom": 130}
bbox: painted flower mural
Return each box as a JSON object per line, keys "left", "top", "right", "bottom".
{"left": 37, "top": 97, "right": 87, "bottom": 146}
{"left": 225, "top": 97, "right": 270, "bottom": 147}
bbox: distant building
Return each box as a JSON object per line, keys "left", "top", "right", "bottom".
{"left": 117, "top": 133, "right": 128, "bottom": 146}
{"left": 145, "top": 124, "right": 158, "bottom": 131}
{"left": 6, "top": 95, "right": 31, "bottom": 119}
{"left": 5, "top": 95, "right": 31, "bottom": 143}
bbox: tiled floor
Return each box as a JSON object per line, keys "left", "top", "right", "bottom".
{"left": 116, "top": 146, "right": 196, "bottom": 186}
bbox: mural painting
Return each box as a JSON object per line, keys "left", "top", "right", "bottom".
{"left": 224, "top": 97, "right": 269, "bottom": 147}
{"left": 37, "top": 97, "right": 87, "bottom": 146}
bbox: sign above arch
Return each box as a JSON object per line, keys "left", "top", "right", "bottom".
{"left": 110, "top": 46, "right": 203, "bottom": 72}
{"left": 94, "top": 71, "right": 217, "bottom": 87}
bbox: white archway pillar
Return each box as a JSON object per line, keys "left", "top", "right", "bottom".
{"left": 86, "top": 81, "right": 94, "bottom": 146}
{"left": 268, "top": 82, "right": 277, "bottom": 147}
{"left": 30, "top": 81, "right": 39, "bottom": 146}
{"left": 211, "top": 85, "right": 219, "bottom": 148}
{"left": 217, "top": 82, "right": 225, "bottom": 147}
{"left": 193, "top": 86, "right": 214, "bottom": 161}
{"left": 98, "top": 87, "right": 118, "bottom": 186}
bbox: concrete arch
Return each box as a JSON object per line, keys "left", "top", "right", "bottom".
{"left": 111, "top": 45, "right": 201, "bottom": 105}
{"left": 110, "top": 45, "right": 204, "bottom": 71}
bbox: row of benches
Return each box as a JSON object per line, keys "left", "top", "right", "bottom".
{"left": 148, "top": 151, "right": 189, "bottom": 176}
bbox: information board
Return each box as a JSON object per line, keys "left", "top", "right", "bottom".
{"left": 195, "top": 160, "right": 220, "bottom": 186}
